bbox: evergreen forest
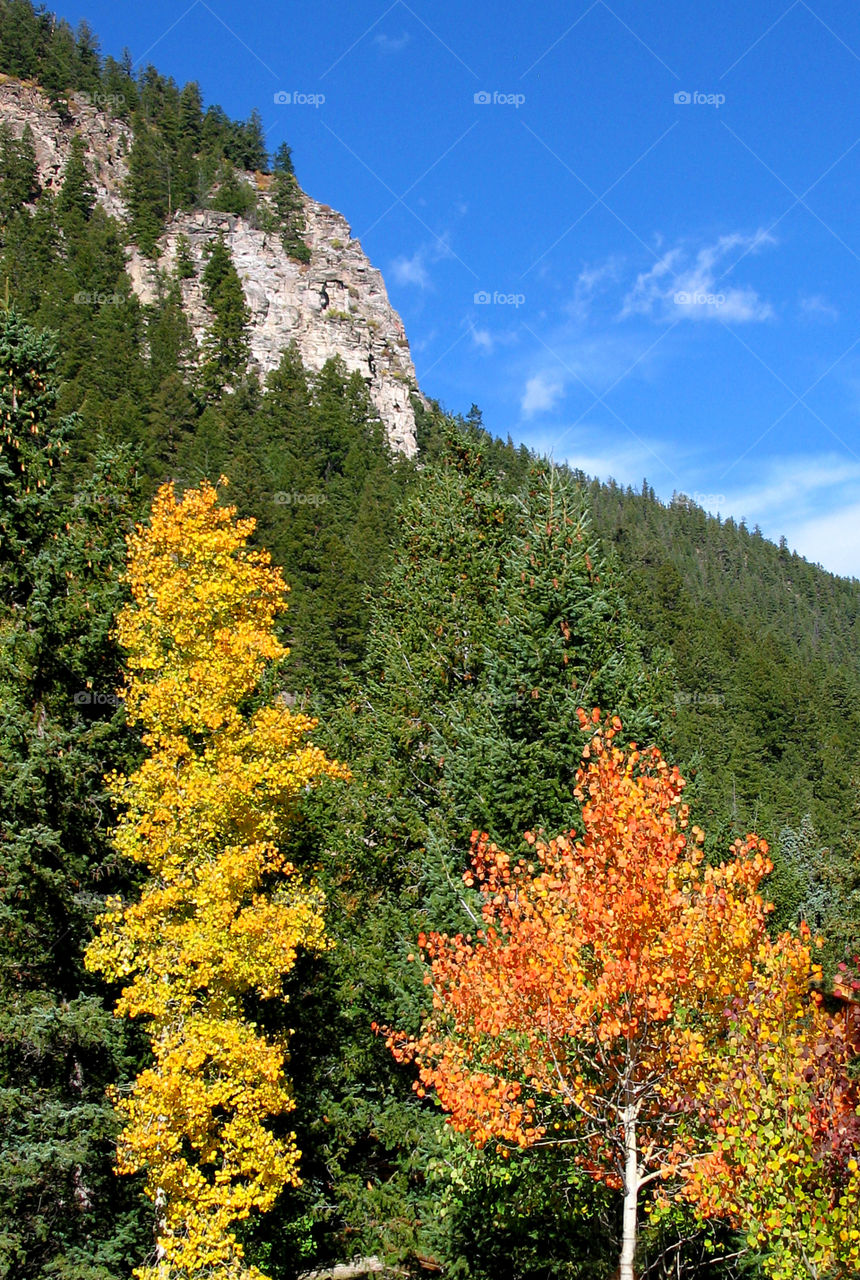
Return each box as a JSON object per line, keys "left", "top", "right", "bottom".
{"left": 1, "top": 4, "right": 860, "bottom": 1278}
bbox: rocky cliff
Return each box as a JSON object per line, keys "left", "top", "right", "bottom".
{"left": 0, "top": 75, "right": 421, "bottom": 455}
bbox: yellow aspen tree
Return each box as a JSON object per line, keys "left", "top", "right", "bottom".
{"left": 86, "top": 479, "right": 349, "bottom": 1280}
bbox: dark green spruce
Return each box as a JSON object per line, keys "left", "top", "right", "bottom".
{"left": 0, "top": 307, "right": 149, "bottom": 1280}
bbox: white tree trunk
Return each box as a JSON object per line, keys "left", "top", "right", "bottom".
{"left": 619, "top": 1104, "right": 639, "bottom": 1280}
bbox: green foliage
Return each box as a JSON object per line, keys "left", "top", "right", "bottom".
{"left": 0, "top": 1, "right": 67, "bottom": 83}
{"left": 200, "top": 232, "right": 250, "bottom": 395}
{"left": 124, "top": 114, "right": 170, "bottom": 256}
{"left": 339, "top": 431, "right": 660, "bottom": 852}
{"left": 0, "top": 122, "right": 39, "bottom": 222}
{"left": 0, "top": 135, "right": 153, "bottom": 469}
{"left": 121, "top": 67, "right": 271, "bottom": 251}
{"left": 210, "top": 159, "right": 257, "bottom": 215}
{"left": 0, "top": 309, "right": 69, "bottom": 596}
{"left": 0, "top": 307, "right": 149, "bottom": 1278}
{"left": 0, "top": 3, "right": 128, "bottom": 114}
{"left": 57, "top": 134, "right": 96, "bottom": 225}
{"left": 428, "top": 1132, "right": 618, "bottom": 1280}
{"left": 174, "top": 233, "right": 195, "bottom": 279}
{"left": 185, "top": 347, "right": 410, "bottom": 687}
{"left": 275, "top": 434, "right": 664, "bottom": 1271}
{"left": 270, "top": 144, "right": 311, "bottom": 262}
{"left": 582, "top": 480, "right": 860, "bottom": 859}
{"left": 0, "top": 0, "right": 280, "bottom": 253}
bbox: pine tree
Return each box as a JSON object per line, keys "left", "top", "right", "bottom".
{"left": 229, "top": 108, "right": 268, "bottom": 171}
{"left": 56, "top": 134, "right": 95, "bottom": 226}
{"left": 270, "top": 143, "right": 310, "bottom": 263}
{"left": 125, "top": 115, "right": 170, "bottom": 256}
{"left": 177, "top": 80, "right": 203, "bottom": 151}
{"left": 200, "top": 232, "right": 250, "bottom": 397}
{"left": 211, "top": 158, "right": 256, "bottom": 215}
{"left": 0, "top": 308, "right": 69, "bottom": 597}
{"left": 174, "top": 233, "right": 196, "bottom": 279}
{"left": 282, "top": 434, "right": 662, "bottom": 1267}
{"left": 102, "top": 53, "right": 138, "bottom": 117}
{"left": 0, "top": 185, "right": 58, "bottom": 315}
{"left": 0, "top": 123, "right": 39, "bottom": 224}
{"left": 0, "top": 0, "right": 50, "bottom": 79}
{"left": 39, "top": 18, "right": 78, "bottom": 107}
{"left": 230, "top": 354, "right": 405, "bottom": 688}
{"left": 0, "top": 307, "right": 149, "bottom": 1278}
{"left": 74, "top": 19, "right": 101, "bottom": 93}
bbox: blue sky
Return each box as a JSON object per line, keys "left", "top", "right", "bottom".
{"left": 55, "top": 0, "right": 860, "bottom": 577}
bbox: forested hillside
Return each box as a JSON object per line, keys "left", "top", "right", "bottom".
{"left": 583, "top": 478, "right": 860, "bottom": 934}
{"left": 1, "top": 4, "right": 859, "bottom": 1279}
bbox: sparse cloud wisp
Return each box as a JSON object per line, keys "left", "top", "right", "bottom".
{"left": 521, "top": 372, "right": 565, "bottom": 417}
{"left": 620, "top": 231, "right": 776, "bottom": 324}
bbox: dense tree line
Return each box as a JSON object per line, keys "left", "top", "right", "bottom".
{"left": 580, "top": 476, "right": 860, "bottom": 963}
{"left": 0, "top": 307, "right": 149, "bottom": 1277}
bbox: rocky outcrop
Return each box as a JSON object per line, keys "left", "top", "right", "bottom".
{"left": 126, "top": 201, "right": 421, "bottom": 456}
{"left": 0, "top": 74, "right": 130, "bottom": 218}
{"left": 0, "top": 76, "right": 421, "bottom": 455}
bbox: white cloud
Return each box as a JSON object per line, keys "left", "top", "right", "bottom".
{"left": 521, "top": 372, "right": 564, "bottom": 418}
{"left": 720, "top": 456, "right": 860, "bottom": 517}
{"left": 558, "top": 441, "right": 671, "bottom": 488}
{"left": 620, "top": 247, "right": 683, "bottom": 320}
{"left": 568, "top": 256, "right": 623, "bottom": 324}
{"left": 468, "top": 323, "right": 520, "bottom": 355}
{"left": 537, "top": 443, "right": 860, "bottom": 576}
{"left": 391, "top": 250, "right": 431, "bottom": 289}
{"left": 512, "top": 331, "right": 671, "bottom": 434}
{"left": 685, "top": 454, "right": 860, "bottom": 578}
{"left": 799, "top": 294, "right": 839, "bottom": 322}
{"left": 389, "top": 235, "right": 454, "bottom": 291}
{"left": 470, "top": 326, "right": 495, "bottom": 352}
{"left": 518, "top": 421, "right": 683, "bottom": 490}
{"left": 621, "top": 231, "right": 775, "bottom": 324}
{"left": 373, "top": 31, "right": 411, "bottom": 52}
{"left": 789, "top": 503, "right": 860, "bottom": 578}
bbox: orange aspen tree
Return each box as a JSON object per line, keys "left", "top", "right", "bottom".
{"left": 86, "top": 480, "right": 348, "bottom": 1280}
{"left": 384, "top": 710, "right": 842, "bottom": 1280}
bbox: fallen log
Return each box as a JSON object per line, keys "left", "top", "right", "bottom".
{"left": 296, "top": 1259, "right": 406, "bottom": 1280}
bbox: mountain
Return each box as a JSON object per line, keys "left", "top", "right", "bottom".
{"left": 2, "top": 7, "right": 860, "bottom": 1278}
{"left": 0, "top": 72, "right": 421, "bottom": 455}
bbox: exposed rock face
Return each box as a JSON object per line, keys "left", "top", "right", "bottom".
{"left": 0, "top": 76, "right": 421, "bottom": 455}
{"left": 126, "top": 202, "right": 421, "bottom": 456}
{"left": 0, "top": 74, "right": 130, "bottom": 218}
